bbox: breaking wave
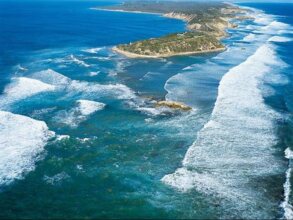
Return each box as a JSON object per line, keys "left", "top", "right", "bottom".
{"left": 162, "top": 43, "right": 287, "bottom": 218}
{"left": 282, "top": 148, "right": 293, "bottom": 219}
{"left": 54, "top": 99, "right": 105, "bottom": 127}
{"left": 69, "top": 54, "right": 90, "bottom": 67}
{"left": 76, "top": 99, "right": 106, "bottom": 115}
{"left": 27, "top": 69, "right": 136, "bottom": 100}
{"left": 269, "top": 36, "right": 292, "bottom": 42}
{"left": 0, "top": 77, "right": 55, "bottom": 108}
{"left": 0, "top": 111, "right": 54, "bottom": 186}
{"left": 243, "top": 33, "right": 256, "bottom": 41}
{"left": 82, "top": 47, "right": 104, "bottom": 54}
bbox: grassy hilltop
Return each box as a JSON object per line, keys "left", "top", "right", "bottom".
{"left": 115, "top": 32, "right": 225, "bottom": 58}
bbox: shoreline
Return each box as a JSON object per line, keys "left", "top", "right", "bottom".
{"left": 91, "top": 8, "right": 190, "bottom": 27}
{"left": 94, "top": 4, "right": 249, "bottom": 59}
{"left": 112, "top": 46, "right": 226, "bottom": 58}
{"left": 90, "top": 8, "right": 163, "bottom": 16}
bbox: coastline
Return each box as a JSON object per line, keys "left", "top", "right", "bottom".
{"left": 90, "top": 8, "right": 163, "bottom": 16}
{"left": 95, "top": 4, "right": 248, "bottom": 58}
{"left": 113, "top": 46, "right": 226, "bottom": 58}
{"left": 90, "top": 8, "right": 189, "bottom": 25}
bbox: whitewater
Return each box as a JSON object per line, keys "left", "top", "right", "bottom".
{"left": 162, "top": 7, "right": 293, "bottom": 219}
{"left": 0, "top": 1, "right": 292, "bottom": 219}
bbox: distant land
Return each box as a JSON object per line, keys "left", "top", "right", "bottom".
{"left": 95, "top": 1, "right": 252, "bottom": 58}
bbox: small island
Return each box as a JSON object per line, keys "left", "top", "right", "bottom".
{"left": 98, "top": 1, "right": 249, "bottom": 58}
{"left": 156, "top": 100, "right": 192, "bottom": 111}
{"left": 113, "top": 32, "right": 225, "bottom": 58}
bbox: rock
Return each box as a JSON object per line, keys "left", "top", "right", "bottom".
{"left": 156, "top": 101, "right": 192, "bottom": 111}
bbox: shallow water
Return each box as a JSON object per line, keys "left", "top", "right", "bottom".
{"left": 0, "top": 1, "right": 292, "bottom": 218}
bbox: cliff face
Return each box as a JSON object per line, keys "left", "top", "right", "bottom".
{"left": 164, "top": 12, "right": 238, "bottom": 39}
{"left": 164, "top": 12, "right": 196, "bottom": 23}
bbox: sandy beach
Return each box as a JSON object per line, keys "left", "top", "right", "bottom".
{"left": 112, "top": 46, "right": 226, "bottom": 59}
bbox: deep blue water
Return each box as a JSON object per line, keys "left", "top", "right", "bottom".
{"left": 0, "top": 0, "right": 185, "bottom": 90}
{"left": 0, "top": 1, "right": 292, "bottom": 219}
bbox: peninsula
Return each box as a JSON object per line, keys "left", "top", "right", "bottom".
{"left": 98, "top": 1, "right": 249, "bottom": 58}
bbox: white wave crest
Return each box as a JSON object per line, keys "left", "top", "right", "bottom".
{"left": 69, "top": 80, "right": 136, "bottom": 100}
{"left": 82, "top": 47, "right": 104, "bottom": 54}
{"left": 285, "top": 148, "right": 293, "bottom": 160}
{"left": 269, "top": 36, "right": 292, "bottom": 43}
{"left": 16, "top": 65, "right": 28, "bottom": 72}
{"left": 282, "top": 149, "right": 293, "bottom": 219}
{"left": 0, "top": 77, "right": 55, "bottom": 107}
{"left": 243, "top": 33, "right": 256, "bottom": 41}
{"left": 261, "top": 21, "right": 290, "bottom": 33}
{"left": 29, "top": 69, "right": 71, "bottom": 86}
{"left": 55, "top": 135, "right": 70, "bottom": 141}
{"left": 30, "top": 69, "right": 136, "bottom": 100}
{"left": 162, "top": 44, "right": 286, "bottom": 218}
{"left": 253, "top": 13, "right": 273, "bottom": 25}
{"left": 281, "top": 168, "right": 293, "bottom": 220}
{"left": 54, "top": 100, "right": 105, "bottom": 127}
{"left": 76, "top": 100, "right": 106, "bottom": 115}
{"left": 69, "top": 55, "right": 90, "bottom": 67}
{"left": 89, "top": 71, "right": 101, "bottom": 77}
{"left": 0, "top": 111, "right": 54, "bottom": 186}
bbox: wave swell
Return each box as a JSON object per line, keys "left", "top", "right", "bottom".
{"left": 0, "top": 111, "right": 54, "bottom": 186}
{"left": 162, "top": 43, "right": 287, "bottom": 218}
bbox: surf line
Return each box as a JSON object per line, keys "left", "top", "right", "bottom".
{"left": 282, "top": 148, "right": 293, "bottom": 220}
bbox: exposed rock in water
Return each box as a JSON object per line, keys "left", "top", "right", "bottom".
{"left": 156, "top": 101, "right": 192, "bottom": 111}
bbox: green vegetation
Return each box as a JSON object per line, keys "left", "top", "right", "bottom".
{"left": 116, "top": 32, "right": 224, "bottom": 57}
{"left": 106, "top": 1, "right": 228, "bottom": 15}
{"left": 103, "top": 1, "right": 248, "bottom": 58}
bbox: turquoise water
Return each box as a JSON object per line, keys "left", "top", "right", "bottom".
{"left": 0, "top": 1, "right": 293, "bottom": 218}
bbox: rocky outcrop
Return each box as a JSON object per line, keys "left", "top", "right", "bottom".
{"left": 156, "top": 101, "right": 192, "bottom": 111}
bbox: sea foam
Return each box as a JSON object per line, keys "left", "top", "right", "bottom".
{"left": 0, "top": 111, "right": 54, "bottom": 186}
{"left": 281, "top": 167, "right": 293, "bottom": 220}
{"left": 243, "top": 33, "right": 256, "bottom": 41}
{"left": 261, "top": 21, "right": 290, "bottom": 34}
{"left": 76, "top": 100, "right": 106, "bottom": 115}
{"left": 54, "top": 100, "right": 105, "bottom": 127}
{"left": 29, "top": 69, "right": 71, "bottom": 86}
{"left": 0, "top": 77, "right": 55, "bottom": 108}
{"left": 30, "top": 69, "right": 136, "bottom": 100}
{"left": 268, "top": 36, "right": 292, "bottom": 43}
{"left": 82, "top": 47, "right": 104, "bottom": 54}
{"left": 69, "top": 54, "right": 90, "bottom": 67}
{"left": 162, "top": 43, "right": 286, "bottom": 218}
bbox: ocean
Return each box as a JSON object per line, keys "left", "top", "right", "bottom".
{"left": 0, "top": 0, "right": 292, "bottom": 218}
